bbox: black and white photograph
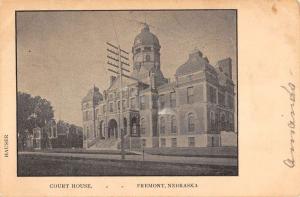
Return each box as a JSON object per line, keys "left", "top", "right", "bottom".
{"left": 16, "top": 10, "right": 238, "bottom": 176}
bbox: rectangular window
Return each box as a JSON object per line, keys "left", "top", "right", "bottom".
{"left": 208, "top": 86, "right": 217, "bottom": 103}
{"left": 188, "top": 137, "right": 195, "bottom": 147}
{"left": 122, "top": 100, "right": 126, "bottom": 110}
{"left": 171, "top": 116, "right": 177, "bottom": 133}
{"left": 140, "top": 95, "right": 146, "bottom": 110}
{"left": 218, "top": 92, "right": 225, "bottom": 106}
{"left": 130, "top": 98, "right": 135, "bottom": 109}
{"left": 187, "top": 87, "right": 194, "bottom": 104}
{"left": 103, "top": 105, "right": 106, "bottom": 113}
{"left": 159, "top": 94, "right": 165, "bottom": 109}
{"left": 170, "top": 92, "right": 176, "bottom": 108}
{"left": 171, "top": 138, "right": 177, "bottom": 147}
{"left": 109, "top": 94, "right": 113, "bottom": 101}
{"left": 117, "top": 101, "right": 120, "bottom": 111}
{"left": 85, "top": 111, "right": 89, "bottom": 120}
{"left": 160, "top": 138, "right": 166, "bottom": 147}
{"left": 53, "top": 127, "right": 57, "bottom": 138}
{"left": 227, "top": 95, "right": 234, "bottom": 108}
{"left": 109, "top": 102, "right": 113, "bottom": 112}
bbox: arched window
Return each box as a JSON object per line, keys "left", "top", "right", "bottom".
{"left": 188, "top": 113, "right": 195, "bottom": 132}
{"left": 171, "top": 115, "right": 177, "bottom": 133}
{"left": 145, "top": 54, "right": 150, "bottom": 62}
{"left": 160, "top": 117, "right": 165, "bottom": 134}
{"left": 140, "top": 118, "right": 145, "bottom": 134}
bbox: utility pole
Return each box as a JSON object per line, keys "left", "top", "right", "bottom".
{"left": 106, "top": 42, "right": 131, "bottom": 160}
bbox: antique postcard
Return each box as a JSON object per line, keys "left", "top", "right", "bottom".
{"left": 0, "top": 0, "right": 299, "bottom": 196}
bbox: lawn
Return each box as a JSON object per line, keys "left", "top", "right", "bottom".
{"left": 18, "top": 154, "right": 237, "bottom": 176}
{"left": 27, "top": 148, "right": 138, "bottom": 155}
{"left": 143, "top": 146, "right": 237, "bottom": 158}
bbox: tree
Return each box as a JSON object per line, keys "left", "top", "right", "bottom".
{"left": 17, "top": 92, "right": 54, "bottom": 150}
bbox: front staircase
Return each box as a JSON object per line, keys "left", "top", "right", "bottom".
{"left": 89, "top": 138, "right": 119, "bottom": 150}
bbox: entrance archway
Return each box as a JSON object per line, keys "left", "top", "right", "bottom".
{"left": 108, "top": 119, "right": 118, "bottom": 139}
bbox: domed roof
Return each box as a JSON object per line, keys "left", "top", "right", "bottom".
{"left": 175, "top": 49, "right": 214, "bottom": 76}
{"left": 82, "top": 86, "right": 103, "bottom": 104}
{"left": 133, "top": 24, "right": 160, "bottom": 47}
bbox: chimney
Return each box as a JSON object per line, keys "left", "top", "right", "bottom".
{"left": 189, "top": 48, "right": 203, "bottom": 60}
{"left": 217, "top": 58, "right": 232, "bottom": 79}
{"left": 203, "top": 56, "right": 209, "bottom": 63}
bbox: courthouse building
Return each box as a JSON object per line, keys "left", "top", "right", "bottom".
{"left": 82, "top": 24, "right": 235, "bottom": 149}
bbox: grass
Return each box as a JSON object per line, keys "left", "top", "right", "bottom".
{"left": 143, "top": 146, "right": 237, "bottom": 158}
{"left": 18, "top": 154, "right": 237, "bottom": 176}
{"left": 25, "top": 148, "right": 138, "bottom": 155}
{"left": 23, "top": 146, "right": 238, "bottom": 158}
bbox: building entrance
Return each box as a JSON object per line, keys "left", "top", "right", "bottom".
{"left": 108, "top": 119, "right": 118, "bottom": 139}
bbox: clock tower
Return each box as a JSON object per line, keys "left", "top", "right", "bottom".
{"left": 132, "top": 23, "right": 167, "bottom": 86}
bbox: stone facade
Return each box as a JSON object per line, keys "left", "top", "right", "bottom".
{"left": 82, "top": 24, "right": 235, "bottom": 149}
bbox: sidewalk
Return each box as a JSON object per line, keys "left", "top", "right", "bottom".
{"left": 19, "top": 151, "right": 237, "bottom": 166}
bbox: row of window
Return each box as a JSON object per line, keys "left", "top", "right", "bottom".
{"left": 108, "top": 88, "right": 137, "bottom": 101}
{"left": 135, "top": 46, "right": 152, "bottom": 54}
{"left": 33, "top": 127, "right": 57, "bottom": 139}
{"left": 160, "top": 85, "right": 231, "bottom": 108}
{"left": 83, "top": 111, "right": 93, "bottom": 121}
{"left": 210, "top": 111, "right": 234, "bottom": 131}
{"left": 98, "top": 95, "right": 147, "bottom": 114}
{"left": 159, "top": 113, "right": 195, "bottom": 134}
{"left": 159, "top": 87, "right": 194, "bottom": 109}
{"left": 107, "top": 98, "right": 136, "bottom": 113}
{"left": 208, "top": 85, "right": 234, "bottom": 107}
{"left": 104, "top": 86, "right": 231, "bottom": 113}
{"left": 159, "top": 112, "right": 234, "bottom": 134}
{"left": 160, "top": 137, "right": 195, "bottom": 147}
{"left": 159, "top": 115, "right": 178, "bottom": 134}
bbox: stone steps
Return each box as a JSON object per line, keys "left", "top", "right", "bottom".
{"left": 89, "top": 138, "right": 119, "bottom": 149}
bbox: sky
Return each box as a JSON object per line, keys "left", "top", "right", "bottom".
{"left": 17, "top": 10, "right": 237, "bottom": 126}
